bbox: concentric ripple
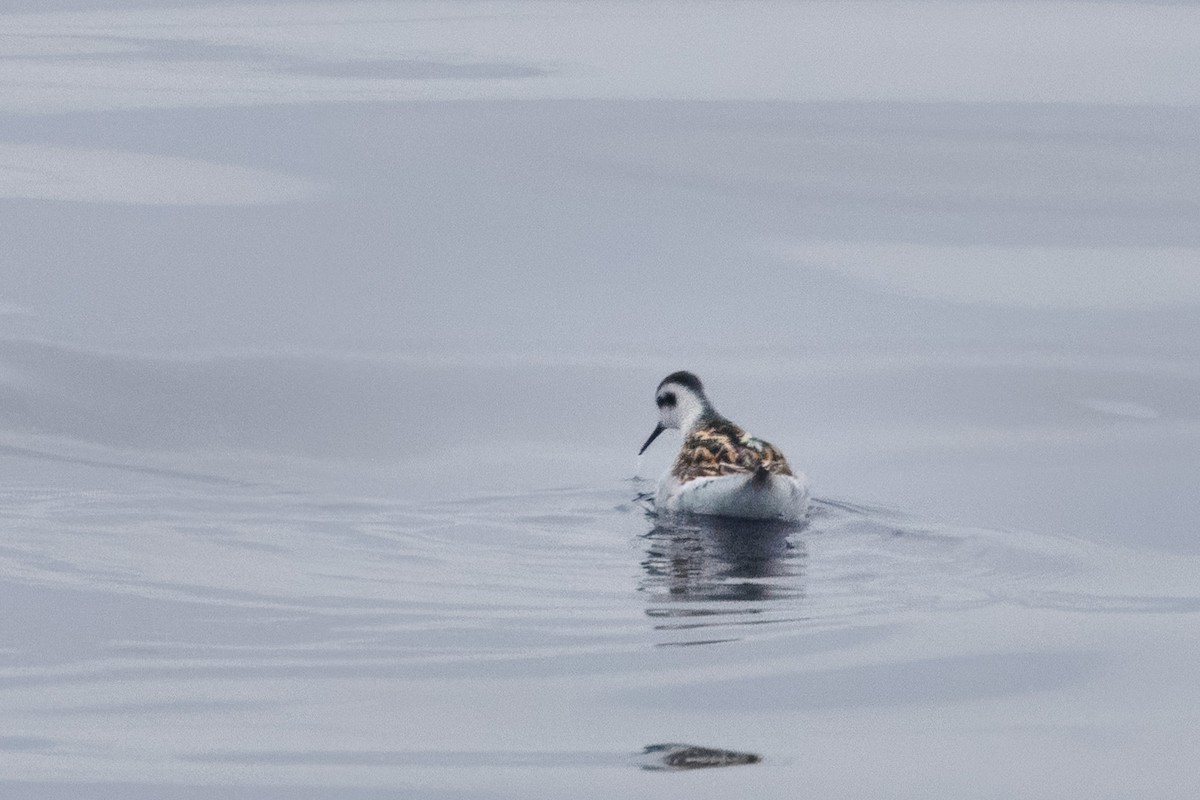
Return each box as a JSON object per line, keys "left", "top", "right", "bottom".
{"left": 2, "top": 481, "right": 1189, "bottom": 681}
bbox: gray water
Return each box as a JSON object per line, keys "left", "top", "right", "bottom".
{"left": 2, "top": 2, "right": 1200, "bottom": 797}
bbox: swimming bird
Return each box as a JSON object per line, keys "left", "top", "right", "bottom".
{"left": 638, "top": 371, "right": 810, "bottom": 521}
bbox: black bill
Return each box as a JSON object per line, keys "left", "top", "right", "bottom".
{"left": 638, "top": 423, "right": 666, "bottom": 455}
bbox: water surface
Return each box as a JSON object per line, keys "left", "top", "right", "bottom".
{"left": 2, "top": 1, "right": 1199, "bottom": 797}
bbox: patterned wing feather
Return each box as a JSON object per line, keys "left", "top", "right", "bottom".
{"left": 672, "top": 419, "right": 794, "bottom": 481}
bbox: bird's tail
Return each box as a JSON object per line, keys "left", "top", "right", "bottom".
{"left": 750, "top": 465, "right": 772, "bottom": 488}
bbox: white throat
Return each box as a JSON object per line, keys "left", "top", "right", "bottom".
{"left": 661, "top": 386, "right": 709, "bottom": 434}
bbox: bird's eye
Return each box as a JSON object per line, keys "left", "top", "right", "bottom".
{"left": 656, "top": 391, "right": 677, "bottom": 408}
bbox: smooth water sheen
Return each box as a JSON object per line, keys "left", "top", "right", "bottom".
{"left": 3, "top": 1, "right": 1200, "bottom": 797}
{"left": 3, "top": 472, "right": 1199, "bottom": 797}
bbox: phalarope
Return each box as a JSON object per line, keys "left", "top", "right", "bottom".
{"left": 639, "top": 371, "right": 810, "bottom": 521}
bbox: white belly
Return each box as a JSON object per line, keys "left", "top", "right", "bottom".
{"left": 656, "top": 471, "right": 811, "bottom": 522}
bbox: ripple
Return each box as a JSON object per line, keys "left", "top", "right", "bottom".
{"left": 2, "top": 482, "right": 1196, "bottom": 682}
{"left": 637, "top": 743, "right": 761, "bottom": 770}
{"left": 4, "top": 480, "right": 1200, "bottom": 792}
{"left": 0, "top": 144, "right": 319, "bottom": 205}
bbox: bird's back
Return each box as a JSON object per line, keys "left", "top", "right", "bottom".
{"left": 671, "top": 417, "right": 794, "bottom": 483}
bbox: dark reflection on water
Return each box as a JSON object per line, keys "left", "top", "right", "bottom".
{"left": 640, "top": 514, "right": 807, "bottom": 604}
{"left": 639, "top": 513, "right": 808, "bottom": 645}
{"left": 637, "top": 743, "right": 762, "bottom": 771}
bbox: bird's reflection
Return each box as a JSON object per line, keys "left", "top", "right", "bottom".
{"left": 639, "top": 513, "right": 807, "bottom": 644}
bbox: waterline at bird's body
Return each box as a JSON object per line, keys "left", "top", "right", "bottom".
{"left": 639, "top": 371, "right": 810, "bottom": 522}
